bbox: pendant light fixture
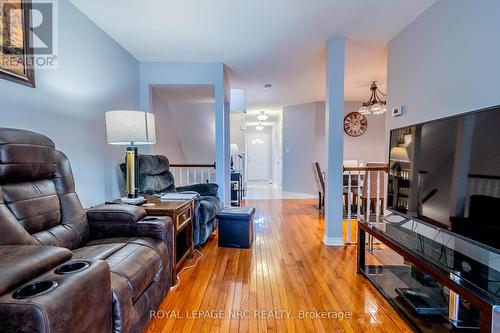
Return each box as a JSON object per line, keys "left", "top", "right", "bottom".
{"left": 256, "top": 111, "right": 268, "bottom": 121}
{"left": 359, "top": 81, "right": 387, "bottom": 115}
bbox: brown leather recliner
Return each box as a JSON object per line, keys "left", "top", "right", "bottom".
{"left": 0, "top": 128, "right": 174, "bottom": 333}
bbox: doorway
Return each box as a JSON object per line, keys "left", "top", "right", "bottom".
{"left": 246, "top": 133, "right": 270, "bottom": 181}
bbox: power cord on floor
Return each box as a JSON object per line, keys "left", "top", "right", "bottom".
{"left": 169, "top": 247, "right": 203, "bottom": 290}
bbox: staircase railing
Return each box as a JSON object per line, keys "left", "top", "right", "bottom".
{"left": 343, "top": 164, "right": 388, "bottom": 244}
{"left": 170, "top": 163, "right": 216, "bottom": 186}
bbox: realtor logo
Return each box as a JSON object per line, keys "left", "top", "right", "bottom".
{"left": 1, "top": 0, "right": 58, "bottom": 69}
{"left": 30, "top": 1, "right": 53, "bottom": 54}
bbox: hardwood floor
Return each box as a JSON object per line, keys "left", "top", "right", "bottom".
{"left": 145, "top": 199, "right": 412, "bottom": 333}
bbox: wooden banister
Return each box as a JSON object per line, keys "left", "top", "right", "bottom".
{"left": 343, "top": 165, "right": 388, "bottom": 172}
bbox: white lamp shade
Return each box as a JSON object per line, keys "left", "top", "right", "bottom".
{"left": 390, "top": 147, "right": 410, "bottom": 162}
{"left": 106, "top": 111, "right": 156, "bottom": 145}
{"left": 231, "top": 143, "right": 240, "bottom": 155}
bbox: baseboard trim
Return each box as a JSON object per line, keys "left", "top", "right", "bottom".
{"left": 323, "top": 236, "right": 344, "bottom": 247}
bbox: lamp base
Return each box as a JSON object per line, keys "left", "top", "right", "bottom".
{"left": 120, "top": 196, "right": 145, "bottom": 205}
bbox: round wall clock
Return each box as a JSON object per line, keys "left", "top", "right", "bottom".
{"left": 344, "top": 112, "right": 368, "bottom": 137}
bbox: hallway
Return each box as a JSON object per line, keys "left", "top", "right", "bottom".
{"left": 145, "top": 199, "right": 411, "bottom": 333}
{"left": 244, "top": 182, "right": 317, "bottom": 200}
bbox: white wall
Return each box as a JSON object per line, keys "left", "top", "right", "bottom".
{"left": 282, "top": 101, "right": 386, "bottom": 195}
{"left": 230, "top": 113, "right": 246, "bottom": 173}
{"left": 0, "top": 1, "right": 139, "bottom": 207}
{"left": 282, "top": 101, "right": 325, "bottom": 195}
{"left": 387, "top": 0, "right": 500, "bottom": 131}
{"left": 152, "top": 89, "right": 216, "bottom": 164}
{"left": 230, "top": 113, "right": 246, "bottom": 152}
{"left": 139, "top": 62, "right": 230, "bottom": 205}
{"left": 272, "top": 115, "right": 283, "bottom": 189}
{"left": 168, "top": 102, "right": 215, "bottom": 163}
{"left": 344, "top": 102, "right": 386, "bottom": 164}
{"left": 151, "top": 92, "right": 186, "bottom": 163}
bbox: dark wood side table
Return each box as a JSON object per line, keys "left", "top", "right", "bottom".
{"left": 142, "top": 196, "right": 195, "bottom": 283}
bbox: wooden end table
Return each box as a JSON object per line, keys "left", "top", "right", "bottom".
{"left": 141, "top": 195, "right": 195, "bottom": 283}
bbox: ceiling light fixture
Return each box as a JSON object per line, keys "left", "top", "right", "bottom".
{"left": 256, "top": 122, "right": 264, "bottom": 131}
{"left": 256, "top": 111, "right": 268, "bottom": 121}
{"left": 359, "top": 81, "right": 387, "bottom": 115}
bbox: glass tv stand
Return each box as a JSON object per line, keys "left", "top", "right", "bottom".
{"left": 357, "top": 213, "right": 500, "bottom": 333}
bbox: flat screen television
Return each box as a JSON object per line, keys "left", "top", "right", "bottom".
{"left": 387, "top": 105, "right": 500, "bottom": 250}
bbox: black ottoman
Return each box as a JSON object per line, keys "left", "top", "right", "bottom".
{"left": 217, "top": 207, "right": 255, "bottom": 248}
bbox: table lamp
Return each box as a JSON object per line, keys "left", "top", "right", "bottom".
{"left": 105, "top": 110, "right": 156, "bottom": 204}
{"left": 390, "top": 146, "right": 409, "bottom": 176}
{"left": 390, "top": 146, "right": 409, "bottom": 162}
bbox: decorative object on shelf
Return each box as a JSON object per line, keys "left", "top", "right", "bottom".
{"left": 256, "top": 122, "right": 264, "bottom": 130}
{"left": 256, "top": 111, "right": 268, "bottom": 121}
{"left": 344, "top": 112, "right": 368, "bottom": 137}
{"left": 0, "top": 0, "right": 35, "bottom": 87}
{"left": 105, "top": 110, "right": 156, "bottom": 204}
{"left": 359, "top": 81, "right": 387, "bottom": 115}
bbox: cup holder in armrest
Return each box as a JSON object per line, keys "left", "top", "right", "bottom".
{"left": 54, "top": 261, "right": 90, "bottom": 275}
{"left": 13, "top": 281, "right": 58, "bottom": 300}
{"left": 142, "top": 217, "right": 159, "bottom": 221}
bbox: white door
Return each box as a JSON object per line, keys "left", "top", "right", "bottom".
{"left": 246, "top": 134, "right": 269, "bottom": 181}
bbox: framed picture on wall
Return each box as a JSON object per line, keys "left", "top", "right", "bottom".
{"left": 0, "top": 0, "right": 35, "bottom": 87}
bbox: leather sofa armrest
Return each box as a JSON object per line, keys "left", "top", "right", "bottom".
{"left": 88, "top": 217, "right": 175, "bottom": 282}
{"left": 86, "top": 203, "right": 147, "bottom": 222}
{"left": 0, "top": 245, "right": 72, "bottom": 296}
{"left": 177, "top": 183, "right": 219, "bottom": 197}
{"left": 88, "top": 216, "right": 174, "bottom": 243}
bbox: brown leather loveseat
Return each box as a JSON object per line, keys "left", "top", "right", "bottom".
{"left": 0, "top": 128, "right": 174, "bottom": 333}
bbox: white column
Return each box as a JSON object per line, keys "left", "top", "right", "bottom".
{"left": 223, "top": 101, "right": 231, "bottom": 206}
{"left": 324, "top": 36, "right": 345, "bottom": 246}
{"left": 215, "top": 84, "right": 230, "bottom": 206}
